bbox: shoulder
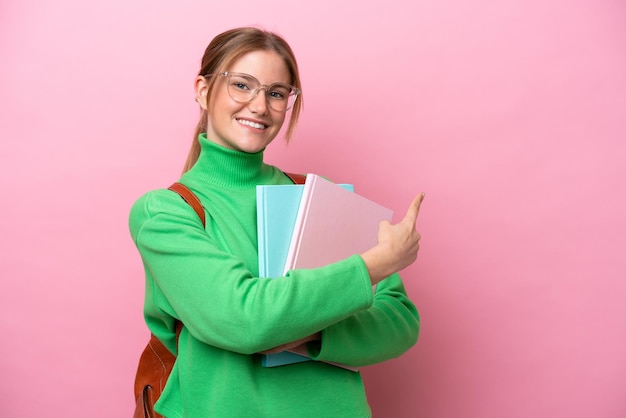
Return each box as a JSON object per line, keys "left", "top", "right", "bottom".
{"left": 130, "top": 188, "right": 181, "bottom": 216}
{"left": 128, "top": 188, "right": 201, "bottom": 238}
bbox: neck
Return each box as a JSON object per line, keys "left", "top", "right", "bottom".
{"left": 183, "top": 134, "right": 271, "bottom": 189}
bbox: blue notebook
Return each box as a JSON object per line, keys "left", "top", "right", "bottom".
{"left": 256, "top": 183, "right": 354, "bottom": 367}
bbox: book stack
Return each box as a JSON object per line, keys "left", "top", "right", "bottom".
{"left": 256, "top": 174, "right": 393, "bottom": 369}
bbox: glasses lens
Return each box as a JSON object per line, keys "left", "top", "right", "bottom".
{"left": 227, "top": 73, "right": 258, "bottom": 103}
{"left": 225, "top": 73, "right": 298, "bottom": 112}
{"left": 266, "top": 85, "right": 292, "bottom": 112}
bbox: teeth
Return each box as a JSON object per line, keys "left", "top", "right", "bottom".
{"left": 238, "top": 119, "right": 266, "bottom": 129}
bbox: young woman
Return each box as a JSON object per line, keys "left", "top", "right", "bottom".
{"left": 129, "top": 26, "right": 424, "bottom": 418}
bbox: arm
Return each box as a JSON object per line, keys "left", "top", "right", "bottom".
{"left": 130, "top": 190, "right": 375, "bottom": 355}
{"left": 308, "top": 272, "right": 419, "bottom": 366}
{"left": 259, "top": 271, "right": 419, "bottom": 365}
{"left": 260, "top": 194, "right": 425, "bottom": 358}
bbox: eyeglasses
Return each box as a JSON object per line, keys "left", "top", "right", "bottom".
{"left": 210, "top": 72, "right": 300, "bottom": 112}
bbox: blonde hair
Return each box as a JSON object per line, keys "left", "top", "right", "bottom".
{"left": 182, "top": 27, "right": 303, "bottom": 173}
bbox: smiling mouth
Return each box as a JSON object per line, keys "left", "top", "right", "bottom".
{"left": 237, "top": 118, "right": 267, "bottom": 130}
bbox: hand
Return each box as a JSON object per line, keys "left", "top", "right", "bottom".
{"left": 258, "top": 332, "right": 321, "bottom": 355}
{"left": 361, "top": 193, "right": 424, "bottom": 285}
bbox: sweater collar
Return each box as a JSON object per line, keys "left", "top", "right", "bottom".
{"left": 182, "top": 133, "right": 272, "bottom": 189}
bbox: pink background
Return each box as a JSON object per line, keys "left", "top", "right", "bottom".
{"left": 1, "top": 0, "right": 625, "bottom": 417}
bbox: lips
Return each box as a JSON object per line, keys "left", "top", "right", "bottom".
{"left": 237, "top": 118, "right": 267, "bottom": 130}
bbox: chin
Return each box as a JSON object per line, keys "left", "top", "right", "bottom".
{"left": 236, "top": 138, "right": 274, "bottom": 153}
{"left": 235, "top": 143, "right": 267, "bottom": 154}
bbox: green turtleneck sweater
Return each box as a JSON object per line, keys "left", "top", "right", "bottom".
{"left": 129, "top": 134, "right": 420, "bottom": 418}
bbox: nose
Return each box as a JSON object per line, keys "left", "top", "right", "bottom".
{"left": 248, "top": 88, "right": 269, "bottom": 114}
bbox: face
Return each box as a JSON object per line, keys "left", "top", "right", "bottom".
{"left": 195, "top": 50, "right": 291, "bottom": 153}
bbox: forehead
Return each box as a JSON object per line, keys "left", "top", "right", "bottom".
{"left": 228, "top": 50, "right": 291, "bottom": 84}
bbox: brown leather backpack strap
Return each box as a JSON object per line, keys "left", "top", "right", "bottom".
{"left": 284, "top": 172, "right": 306, "bottom": 185}
{"left": 168, "top": 182, "right": 206, "bottom": 228}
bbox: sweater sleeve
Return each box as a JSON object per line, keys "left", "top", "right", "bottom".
{"left": 129, "top": 189, "right": 374, "bottom": 355}
{"left": 307, "top": 266, "right": 420, "bottom": 367}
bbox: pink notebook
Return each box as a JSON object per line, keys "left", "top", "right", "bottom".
{"left": 283, "top": 174, "right": 393, "bottom": 274}
{"left": 281, "top": 174, "right": 393, "bottom": 371}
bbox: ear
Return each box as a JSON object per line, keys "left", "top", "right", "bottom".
{"left": 194, "top": 75, "right": 209, "bottom": 110}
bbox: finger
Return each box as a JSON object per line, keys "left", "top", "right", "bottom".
{"left": 403, "top": 193, "right": 425, "bottom": 225}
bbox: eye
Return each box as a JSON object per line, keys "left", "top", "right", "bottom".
{"left": 268, "top": 85, "right": 290, "bottom": 100}
{"left": 268, "top": 90, "right": 284, "bottom": 99}
{"left": 229, "top": 74, "right": 258, "bottom": 91}
{"left": 232, "top": 81, "right": 251, "bottom": 91}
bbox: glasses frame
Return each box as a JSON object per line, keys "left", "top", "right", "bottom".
{"left": 207, "top": 71, "right": 301, "bottom": 112}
